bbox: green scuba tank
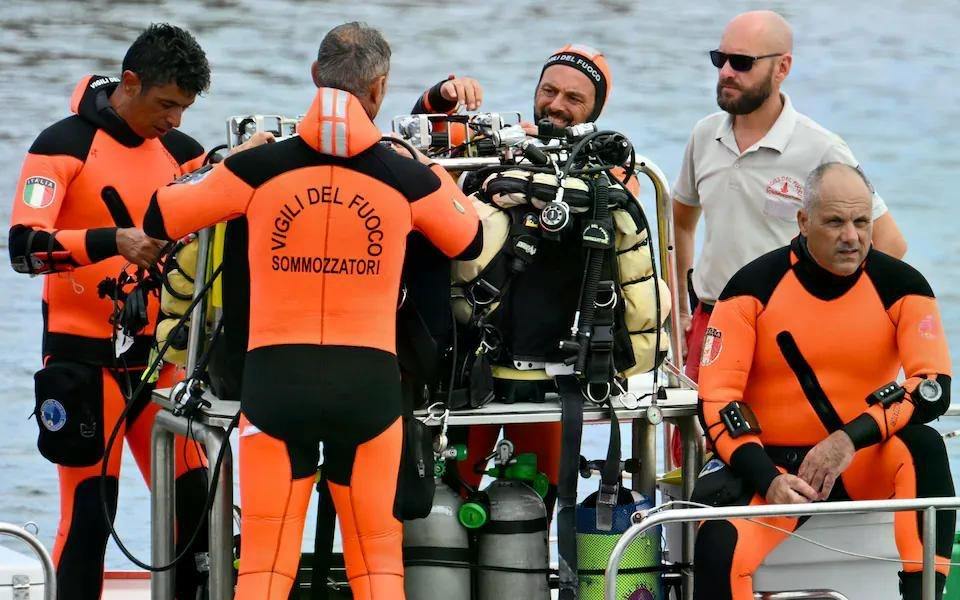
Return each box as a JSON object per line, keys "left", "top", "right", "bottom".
{"left": 576, "top": 489, "right": 661, "bottom": 600}
{"left": 459, "top": 440, "right": 551, "bottom": 600}
{"left": 944, "top": 531, "right": 960, "bottom": 600}
{"left": 403, "top": 445, "right": 471, "bottom": 600}
{"left": 576, "top": 456, "right": 662, "bottom": 600}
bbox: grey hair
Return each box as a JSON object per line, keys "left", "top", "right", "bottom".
{"left": 803, "top": 162, "right": 874, "bottom": 213}
{"left": 314, "top": 22, "right": 391, "bottom": 97}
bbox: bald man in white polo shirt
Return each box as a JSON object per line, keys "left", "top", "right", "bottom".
{"left": 675, "top": 10, "right": 907, "bottom": 380}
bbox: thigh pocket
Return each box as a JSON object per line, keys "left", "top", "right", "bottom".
{"left": 690, "top": 458, "right": 751, "bottom": 507}
{"left": 33, "top": 361, "right": 105, "bottom": 466}
{"left": 394, "top": 414, "right": 436, "bottom": 520}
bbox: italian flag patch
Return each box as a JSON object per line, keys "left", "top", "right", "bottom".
{"left": 23, "top": 176, "right": 56, "bottom": 209}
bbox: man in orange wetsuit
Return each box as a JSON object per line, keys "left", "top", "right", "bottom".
{"left": 8, "top": 24, "right": 216, "bottom": 599}
{"left": 407, "top": 45, "right": 633, "bottom": 513}
{"left": 143, "top": 22, "right": 482, "bottom": 600}
{"left": 693, "top": 162, "right": 954, "bottom": 600}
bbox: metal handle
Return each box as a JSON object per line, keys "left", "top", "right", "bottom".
{"left": 184, "top": 227, "right": 213, "bottom": 376}
{"left": 604, "top": 496, "right": 960, "bottom": 600}
{"left": 756, "top": 592, "right": 850, "bottom": 600}
{"left": 636, "top": 155, "right": 683, "bottom": 389}
{"left": 0, "top": 523, "right": 56, "bottom": 600}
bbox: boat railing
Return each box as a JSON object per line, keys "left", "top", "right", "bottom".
{"left": 757, "top": 592, "right": 850, "bottom": 599}
{"left": 604, "top": 496, "right": 960, "bottom": 600}
{"left": 0, "top": 522, "right": 56, "bottom": 600}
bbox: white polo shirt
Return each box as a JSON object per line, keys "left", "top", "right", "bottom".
{"left": 674, "top": 93, "right": 887, "bottom": 304}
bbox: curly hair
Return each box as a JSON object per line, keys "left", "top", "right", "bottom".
{"left": 121, "top": 23, "right": 210, "bottom": 95}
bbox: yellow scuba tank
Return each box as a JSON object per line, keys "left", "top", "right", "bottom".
{"left": 154, "top": 237, "right": 202, "bottom": 367}
{"left": 155, "top": 318, "right": 190, "bottom": 366}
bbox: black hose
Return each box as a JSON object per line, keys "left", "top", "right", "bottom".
{"left": 100, "top": 263, "right": 230, "bottom": 572}
{"left": 572, "top": 174, "right": 611, "bottom": 374}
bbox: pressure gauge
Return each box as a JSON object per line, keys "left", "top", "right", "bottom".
{"left": 917, "top": 379, "right": 943, "bottom": 403}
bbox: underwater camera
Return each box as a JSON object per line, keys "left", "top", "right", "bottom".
{"left": 226, "top": 115, "right": 301, "bottom": 150}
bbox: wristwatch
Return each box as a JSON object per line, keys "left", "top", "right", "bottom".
{"left": 917, "top": 379, "right": 943, "bottom": 403}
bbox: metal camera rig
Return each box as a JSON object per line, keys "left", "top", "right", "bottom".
{"left": 392, "top": 111, "right": 633, "bottom": 176}
{"left": 226, "top": 115, "right": 301, "bottom": 150}
{"left": 391, "top": 111, "right": 524, "bottom": 168}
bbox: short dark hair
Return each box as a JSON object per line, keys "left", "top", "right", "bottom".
{"left": 122, "top": 23, "right": 210, "bottom": 95}
{"left": 315, "top": 22, "right": 391, "bottom": 97}
{"left": 803, "top": 162, "right": 874, "bottom": 213}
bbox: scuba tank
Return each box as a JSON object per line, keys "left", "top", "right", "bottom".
{"left": 403, "top": 444, "right": 471, "bottom": 600}
{"left": 459, "top": 440, "right": 551, "bottom": 600}
{"left": 576, "top": 457, "right": 662, "bottom": 600}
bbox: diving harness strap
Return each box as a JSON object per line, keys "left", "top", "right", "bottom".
{"left": 557, "top": 172, "right": 620, "bottom": 600}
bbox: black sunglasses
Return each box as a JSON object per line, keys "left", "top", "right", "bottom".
{"left": 710, "top": 50, "right": 783, "bottom": 72}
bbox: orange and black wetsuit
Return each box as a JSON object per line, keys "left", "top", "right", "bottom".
{"left": 693, "top": 236, "right": 954, "bottom": 600}
{"left": 144, "top": 87, "right": 482, "bottom": 600}
{"left": 8, "top": 75, "right": 209, "bottom": 599}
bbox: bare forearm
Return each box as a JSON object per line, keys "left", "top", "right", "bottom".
{"left": 675, "top": 226, "right": 695, "bottom": 314}
{"left": 673, "top": 200, "right": 700, "bottom": 314}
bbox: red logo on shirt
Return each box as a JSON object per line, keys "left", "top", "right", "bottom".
{"left": 765, "top": 176, "right": 804, "bottom": 202}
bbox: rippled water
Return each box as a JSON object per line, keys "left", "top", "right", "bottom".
{"left": 0, "top": 0, "right": 958, "bottom": 568}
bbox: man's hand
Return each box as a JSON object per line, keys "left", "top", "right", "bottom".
{"left": 117, "top": 228, "right": 166, "bottom": 268}
{"left": 680, "top": 311, "right": 693, "bottom": 334}
{"left": 765, "top": 473, "right": 820, "bottom": 505}
{"left": 520, "top": 121, "right": 539, "bottom": 136}
{"left": 798, "top": 431, "right": 855, "bottom": 499}
{"left": 679, "top": 311, "right": 693, "bottom": 360}
{"left": 440, "top": 74, "right": 483, "bottom": 111}
{"left": 230, "top": 131, "right": 276, "bottom": 155}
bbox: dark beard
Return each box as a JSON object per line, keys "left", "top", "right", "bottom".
{"left": 716, "top": 72, "right": 773, "bottom": 115}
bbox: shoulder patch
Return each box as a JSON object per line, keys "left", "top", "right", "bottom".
{"left": 173, "top": 164, "right": 214, "bottom": 185}
{"left": 864, "top": 249, "right": 934, "bottom": 309}
{"left": 29, "top": 115, "right": 96, "bottom": 161}
{"left": 700, "top": 326, "right": 723, "bottom": 366}
{"left": 160, "top": 129, "right": 205, "bottom": 166}
{"left": 718, "top": 245, "right": 792, "bottom": 306}
{"left": 22, "top": 176, "right": 57, "bottom": 208}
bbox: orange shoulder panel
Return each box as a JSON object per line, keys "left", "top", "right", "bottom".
{"left": 148, "top": 163, "right": 255, "bottom": 241}
{"left": 698, "top": 294, "right": 764, "bottom": 462}
{"left": 862, "top": 294, "right": 953, "bottom": 437}
{"left": 11, "top": 152, "right": 89, "bottom": 262}
{"left": 410, "top": 164, "right": 480, "bottom": 257}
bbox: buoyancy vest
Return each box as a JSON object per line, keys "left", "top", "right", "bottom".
{"left": 451, "top": 168, "right": 669, "bottom": 379}
{"left": 8, "top": 75, "right": 205, "bottom": 365}
{"left": 144, "top": 87, "right": 482, "bottom": 357}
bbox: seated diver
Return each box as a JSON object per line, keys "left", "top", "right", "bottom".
{"left": 143, "top": 22, "right": 482, "bottom": 600}
{"left": 692, "top": 162, "right": 954, "bottom": 600}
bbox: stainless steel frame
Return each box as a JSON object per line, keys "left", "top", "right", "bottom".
{"left": 0, "top": 522, "right": 56, "bottom": 600}
{"left": 150, "top": 410, "right": 234, "bottom": 600}
{"left": 636, "top": 154, "right": 684, "bottom": 387}
{"left": 757, "top": 592, "right": 850, "bottom": 600}
{"left": 184, "top": 227, "right": 212, "bottom": 376}
{"left": 605, "top": 497, "right": 960, "bottom": 600}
